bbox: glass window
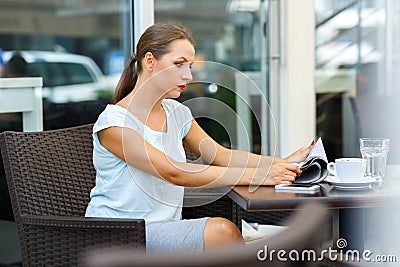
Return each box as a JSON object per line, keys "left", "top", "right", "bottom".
{"left": 155, "top": 0, "right": 264, "bottom": 151}
{"left": 62, "top": 63, "right": 95, "bottom": 85}
{"left": 28, "top": 62, "right": 49, "bottom": 85}
{"left": 0, "top": 0, "right": 131, "bottom": 130}
{"left": 315, "top": 0, "right": 400, "bottom": 162}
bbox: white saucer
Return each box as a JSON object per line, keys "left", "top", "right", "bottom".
{"left": 324, "top": 175, "right": 376, "bottom": 190}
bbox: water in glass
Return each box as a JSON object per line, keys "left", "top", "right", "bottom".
{"left": 359, "top": 138, "right": 390, "bottom": 186}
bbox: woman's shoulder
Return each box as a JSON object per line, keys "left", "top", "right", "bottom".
{"left": 93, "top": 104, "right": 133, "bottom": 133}
{"left": 97, "top": 104, "right": 128, "bottom": 122}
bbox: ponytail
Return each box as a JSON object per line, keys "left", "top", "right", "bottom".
{"left": 112, "top": 54, "right": 138, "bottom": 104}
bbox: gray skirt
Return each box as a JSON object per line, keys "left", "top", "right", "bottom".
{"left": 145, "top": 217, "right": 209, "bottom": 254}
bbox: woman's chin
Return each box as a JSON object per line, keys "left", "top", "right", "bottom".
{"left": 165, "top": 90, "right": 182, "bottom": 99}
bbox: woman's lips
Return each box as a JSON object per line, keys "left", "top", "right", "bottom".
{"left": 177, "top": 84, "right": 186, "bottom": 91}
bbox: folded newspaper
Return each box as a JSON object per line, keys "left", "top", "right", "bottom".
{"left": 294, "top": 137, "right": 328, "bottom": 184}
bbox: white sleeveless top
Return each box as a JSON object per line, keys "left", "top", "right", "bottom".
{"left": 85, "top": 99, "right": 192, "bottom": 222}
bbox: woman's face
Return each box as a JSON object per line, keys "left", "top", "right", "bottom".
{"left": 151, "top": 39, "right": 195, "bottom": 98}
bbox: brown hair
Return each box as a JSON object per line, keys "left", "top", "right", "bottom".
{"left": 113, "top": 23, "right": 196, "bottom": 103}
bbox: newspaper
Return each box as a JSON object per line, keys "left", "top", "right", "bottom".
{"left": 295, "top": 137, "right": 328, "bottom": 184}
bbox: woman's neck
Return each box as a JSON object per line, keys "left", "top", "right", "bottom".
{"left": 118, "top": 76, "right": 165, "bottom": 117}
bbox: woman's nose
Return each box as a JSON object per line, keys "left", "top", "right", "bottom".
{"left": 182, "top": 66, "right": 192, "bottom": 81}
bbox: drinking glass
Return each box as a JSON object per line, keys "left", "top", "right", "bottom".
{"left": 359, "top": 138, "right": 390, "bottom": 186}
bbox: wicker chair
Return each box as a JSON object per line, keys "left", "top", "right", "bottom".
{"left": 0, "top": 124, "right": 145, "bottom": 266}
{"left": 0, "top": 123, "right": 240, "bottom": 266}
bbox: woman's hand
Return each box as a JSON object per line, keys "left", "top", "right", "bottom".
{"left": 252, "top": 162, "right": 302, "bottom": 186}
{"left": 283, "top": 140, "right": 315, "bottom": 163}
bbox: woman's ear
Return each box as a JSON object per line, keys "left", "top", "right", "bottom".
{"left": 143, "top": 52, "right": 155, "bottom": 71}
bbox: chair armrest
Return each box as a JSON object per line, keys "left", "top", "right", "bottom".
{"left": 21, "top": 214, "right": 145, "bottom": 230}
{"left": 18, "top": 215, "right": 145, "bottom": 266}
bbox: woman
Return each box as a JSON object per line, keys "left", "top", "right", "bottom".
{"left": 85, "top": 23, "right": 313, "bottom": 254}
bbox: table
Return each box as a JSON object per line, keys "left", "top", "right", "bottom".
{"left": 0, "top": 77, "right": 43, "bottom": 132}
{"left": 228, "top": 183, "right": 398, "bottom": 212}
{"left": 228, "top": 167, "right": 400, "bottom": 251}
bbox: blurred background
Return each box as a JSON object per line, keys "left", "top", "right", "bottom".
{"left": 1, "top": 0, "right": 399, "bottom": 161}
{"left": 1, "top": 0, "right": 400, "bottom": 265}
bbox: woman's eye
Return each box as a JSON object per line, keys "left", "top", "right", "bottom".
{"left": 175, "top": 62, "right": 184, "bottom": 67}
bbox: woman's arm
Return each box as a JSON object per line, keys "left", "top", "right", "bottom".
{"left": 98, "top": 126, "right": 300, "bottom": 187}
{"left": 183, "top": 119, "right": 313, "bottom": 168}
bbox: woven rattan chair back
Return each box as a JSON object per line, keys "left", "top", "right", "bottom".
{"left": 1, "top": 124, "right": 95, "bottom": 218}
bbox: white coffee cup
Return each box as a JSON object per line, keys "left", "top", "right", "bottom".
{"left": 327, "top": 158, "right": 367, "bottom": 182}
